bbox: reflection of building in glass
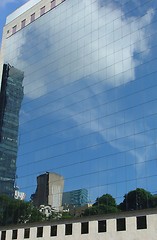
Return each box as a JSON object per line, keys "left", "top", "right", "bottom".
{"left": 1, "top": 0, "right": 157, "bottom": 216}
{"left": 31, "top": 172, "right": 64, "bottom": 211}
{"left": 14, "top": 186, "right": 26, "bottom": 200}
{"left": 63, "top": 189, "right": 88, "bottom": 208}
{"left": 0, "top": 64, "right": 24, "bottom": 197}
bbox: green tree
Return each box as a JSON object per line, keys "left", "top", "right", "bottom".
{"left": 83, "top": 194, "right": 118, "bottom": 216}
{"left": 93, "top": 194, "right": 117, "bottom": 207}
{"left": 0, "top": 195, "right": 44, "bottom": 226}
{"left": 119, "top": 188, "right": 156, "bottom": 211}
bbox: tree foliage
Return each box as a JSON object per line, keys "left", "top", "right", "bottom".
{"left": 93, "top": 194, "right": 117, "bottom": 207}
{"left": 118, "top": 188, "right": 157, "bottom": 211}
{"left": 1, "top": 188, "right": 157, "bottom": 225}
{"left": 83, "top": 194, "right": 118, "bottom": 216}
{"left": 0, "top": 195, "right": 44, "bottom": 226}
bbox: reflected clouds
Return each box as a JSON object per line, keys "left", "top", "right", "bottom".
{"left": 14, "top": 0, "right": 155, "bottom": 164}
{"left": 4, "top": 0, "right": 157, "bottom": 199}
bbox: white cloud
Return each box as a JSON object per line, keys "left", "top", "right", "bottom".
{"left": 7, "top": 0, "right": 155, "bottom": 163}
{"left": 21, "top": 0, "right": 154, "bottom": 99}
{"left": 49, "top": 0, "right": 153, "bottom": 87}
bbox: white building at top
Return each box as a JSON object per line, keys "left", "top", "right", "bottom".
{"left": 0, "top": 0, "right": 64, "bottom": 82}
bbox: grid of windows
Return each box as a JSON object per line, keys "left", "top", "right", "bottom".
{"left": 1, "top": 215, "right": 154, "bottom": 240}
{"left": 3, "top": 0, "right": 157, "bottom": 220}
{"left": 0, "top": 215, "right": 151, "bottom": 238}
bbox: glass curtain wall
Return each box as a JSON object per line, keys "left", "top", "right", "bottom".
{"left": 3, "top": 0, "right": 157, "bottom": 214}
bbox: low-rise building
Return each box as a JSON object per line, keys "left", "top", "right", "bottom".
{"left": 1, "top": 208, "right": 157, "bottom": 240}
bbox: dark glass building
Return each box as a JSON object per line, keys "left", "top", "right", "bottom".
{"left": 0, "top": 64, "right": 24, "bottom": 197}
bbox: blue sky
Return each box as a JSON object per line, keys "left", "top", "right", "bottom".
{"left": 0, "top": 0, "right": 28, "bottom": 44}
{"left": 2, "top": 0, "right": 157, "bottom": 205}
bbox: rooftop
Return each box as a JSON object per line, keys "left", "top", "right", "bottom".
{"left": 6, "top": 0, "right": 41, "bottom": 24}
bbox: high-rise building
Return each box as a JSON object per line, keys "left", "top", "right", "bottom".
{"left": 0, "top": 64, "right": 23, "bottom": 197}
{"left": 31, "top": 172, "right": 64, "bottom": 211}
{"left": 63, "top": 189, "right": 88, "bottom": 207}
{"left": 0, "top": 0, "right": 157, "bottom": 213}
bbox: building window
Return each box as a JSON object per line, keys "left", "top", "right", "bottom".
{"left": 37, "top": 227, "right": 43, "bottom": 238}
{"left": 65, "top": 224, "right": 72, "bottom": 235}
{"left": 98, "top": 220, "right": 107, "bottom": 233}
{"left": 51, "top": 0, "right": 56, "bottom": 9}
{"left": 7, "top": 30, "right": 9, "bottom": 34}
{"left": 30, "top": 13, "right": 35, "bottom": 22}
{"left": 137, "top": 216, "right": 147, "bottom": 230}
{"left": 24, "top": 228, "right": 30, "bottom": 238}
{"left": 117, "top": 218, "right": 126, "bottom": 231}
{"left": 21, "top": 19, "right": 26, "bottom": 29}
{"left": 12, "top": 230, "right": 17, "bottom": 239}
{"left": 12, "top": 25, "right": 17, "bottom": 34}
{"left": 1, "top": 231, "right": 6, "bottom": 240}
{"left": 40, "top": 6, "right": 45, "bottom": 16}
{"left": 50, "top": 226, "right": 57, "bottom": 236}
{"left": 81, "top": 222, "right": 89, "bottom": 234}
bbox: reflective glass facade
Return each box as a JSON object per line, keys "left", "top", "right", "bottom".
{"left": 1, "top": 0, "right": 157, "bottom": 209}
{"left": 0, "top": 64, "right": 24, "bottom": 196}
{"left": 63, "top": 189, "right": 88, "bottom": 207}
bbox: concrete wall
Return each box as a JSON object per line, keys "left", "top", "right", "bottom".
{"left": 3, "top": 0, "right": 65, "bottom": 40}
{"left": 48, "top": 173, "right": 64, "bottom": 211}
{"left": 1, "top": 210, "right": 157, "bottom": 240}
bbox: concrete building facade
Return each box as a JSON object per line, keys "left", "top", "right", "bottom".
{"left": 0, "top": 209, "right": 157, "bottom": 240}
{"left": 31, "top": 172, "right": 64, "bottom": 211}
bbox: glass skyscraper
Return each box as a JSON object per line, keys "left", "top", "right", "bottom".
{"left": 1, "top": 0, "right": 157, "bottom": 210}
{"left": 0, "top": 64, "right": 24, "bottom": 196}
{"left": 63, "top": 189, "right": 88, "bottom": 207}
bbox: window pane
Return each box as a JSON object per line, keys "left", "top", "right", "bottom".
{"left": 117, "top": 218, "right": 126, "bottom": 231}
{"left": 24, "top": 228, "right": 30, "bottom": 238}
{"left": 137, "top": 216, "right": 147, "bottom": 230}
{"left": 37, "top": 227, "right": 43, "bottom": 238}
{"left": 1, "top": 231, "right": 6, "bottom": 240}
{"left": 65, "top": 224, "right": 72, "bottom": 235}
{"left": 81, "top": 222, "right": 89, "bottom": 234}
{"left": 30, "top": 13, "right": 35, "bottom": 22}
{"left": 50, "top": 226, "right": 57, "bottom": 236}
{"left": 51, "top": 0, "right": 56, "bottom": 9}
{"left": 21, "top": 19, "right": 26, "bottom": 29}
{"left": 12, "top": 25, "right": 17, "bottom": 34}
{"left": 12, "top": 230, "right": 17, "bottom": 239}
{"left": 40, "top": 6, "right": 45, "bottom": 16}
{"left": 98, "top": 220, "right": 107, "bottom": 233}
